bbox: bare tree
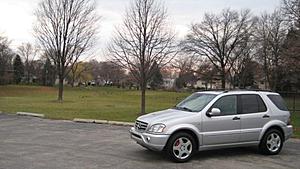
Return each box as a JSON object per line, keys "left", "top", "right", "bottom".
{"left": 196, "top": 60, "right": 218, "bottom": 90}
{"left": 255, "top": 10, "right": 287, "bottom": 90}
{"left": 17, "top": 43, "right": 38, "bottom": 84}
{"left": 171, "top": 53, "right": 199, "bottom": 75}
{"left": 184, "top": 9, "right": 256, "bottom": 89}
{"left": 267, "top": 11, "right": 288, "bottom": 90}
{"left": 171, "top": 53, "right": 200, "bottom": 89}
{"left": 34, "top": 0, "right": 100, "bottom": 101}
{"left": 88, "top": 60, "right": 125, "bottom": 86}
{"left": 282, "top": 0, "right": 300, "bottom": 24}
{"left": 282, "top": 0, "right": 300, "bottom": 86}
{"left": 108, "top": 0, "right": 177, "bottom": 115}
{"left": 254, "top": 13, "right": 272, "bottom": 89}
{"left": 98, "top": 61, "right": 126, "bottom": 85}
{"left": 0, "top": 35, "right": 14, "bottom": 85}
{"left": 230, "top": 29, "right": 256, "bottom": 88}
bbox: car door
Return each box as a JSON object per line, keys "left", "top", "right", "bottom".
{"left": 202, "top": 95, "right": 241, "bottom": 145}
{"left": 238, "top": 94, "right": 269, "bottom": 142}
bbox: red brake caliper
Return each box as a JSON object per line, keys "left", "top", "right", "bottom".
{"left": 175, "top": 139, "right": 180, "bottom": 147}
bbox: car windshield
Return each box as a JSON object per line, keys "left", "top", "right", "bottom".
{"left": 174, "top": 93, "right": 217, "bottom": 112}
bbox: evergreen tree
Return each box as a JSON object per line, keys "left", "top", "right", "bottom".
{"left": 13, "top": 55, "right": 24, "bottom": 84}
{"left": 175, "top": 71, "right": 197, "bottom": 89}
{"left": 149, "top": 63, "right": 164, "bottom": 90}
{"left": 42, "top": 58, "right": 56, "bottom": 86}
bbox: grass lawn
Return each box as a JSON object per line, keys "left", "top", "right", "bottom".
{"left": 0, "top": 85, "right": 189, "bottom": 122}
{"left": 283, "top": 96, "right": 300, "bottom": 138}
{"left": 0, "top": 85, "right": 299, "bottom": 138}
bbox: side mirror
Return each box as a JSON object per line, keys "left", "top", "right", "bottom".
{"left": 208, "top": 108, "right": 221, "bottom": 117}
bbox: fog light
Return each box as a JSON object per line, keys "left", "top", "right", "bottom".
{"left": 146, "top": 136, "right": 151, "bottom": 142}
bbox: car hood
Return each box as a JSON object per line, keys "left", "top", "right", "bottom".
{"left": 137, "top": 109, "right": 196, "bottom": 124}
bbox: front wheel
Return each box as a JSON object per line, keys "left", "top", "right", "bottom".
{"left": 259, "top": 129, "right": 283, "bottom": 155}
{"left": 165, "top": 132, "right": 196, "bottom": 162}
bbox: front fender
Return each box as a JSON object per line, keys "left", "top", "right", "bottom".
{"left": 259, "top": 120, "right": 286, "bottom": 141}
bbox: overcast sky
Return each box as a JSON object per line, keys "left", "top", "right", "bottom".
{"left": 0, "top": 0, "right": 281, "bottom": 60}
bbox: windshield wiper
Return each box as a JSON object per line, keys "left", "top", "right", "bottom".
{"left": 174, "top": 106, "right": 194, "bottom": 112}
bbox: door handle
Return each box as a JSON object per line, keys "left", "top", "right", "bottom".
{"left": 232, "top": 116, "right": 241, "bottom": 121}
{"left": 263, "top": 114, "right": 270, "bottom": 118}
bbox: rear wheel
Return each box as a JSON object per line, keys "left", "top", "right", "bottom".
{"left": 259, "top": 129, "right": 283, "bottom": 155}
{"left": 165, "top": 132, "right": 196, "bottom": 162}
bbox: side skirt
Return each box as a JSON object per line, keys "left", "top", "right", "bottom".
{"left": 198, "top": 141, "right": 259, "bottom": 151}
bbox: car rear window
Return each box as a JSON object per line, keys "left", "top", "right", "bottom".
{"left": 267, "top": 95, "right": 288, "bottom": 111}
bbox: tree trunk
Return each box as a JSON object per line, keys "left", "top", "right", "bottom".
{"left": 26, "top": 61, "right": 31, "bottom": 84}
{"left": 263, "top": 50, "right": 270, "bottom": 90}
{"left": 220, "top": 66, "right": 226, "bottom": 89}
{"left": 71, "top": 75, "right": 75, "bottom": 87}
{"left": 229, "top": 72, "right": 235, "bottom": 89}
{"left": 272, "top": 70, "right": 278, "bottom": 91}
{"left": 27, "top": 72, "right": 30, "bottom": 84}
{"left": 140, "top": 80, "right": 146, "bottom": 115}
{"left": 58, "top": 74, "right": 64, "bottom": 102}
{"left": 272, "top": 56, "right": 279, "bottom": 91}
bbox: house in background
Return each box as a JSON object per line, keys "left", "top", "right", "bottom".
{"left": 194, "top": 79, "right": 217, "bottom": 89}
{"left": 193, "top": 77, "right": 231, "bottom": 90}
{"left": 161, "top": 66, "right": 179, "bottom": 89}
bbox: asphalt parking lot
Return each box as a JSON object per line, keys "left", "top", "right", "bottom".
{"left": 0, "top": 113, "right": 300, "bottom": 169}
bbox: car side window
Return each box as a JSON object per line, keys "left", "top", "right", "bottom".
{"left": 257, "top": 95, "right": 267, "bottom": 112}
{"left": 240, "top": 94, "right": 267, "bottom": 114}
{"left": 267, "top": 95, "right": 288, "bottom": 111}
{"left": 211, "top": 95, "right": 237, "bottom": 116}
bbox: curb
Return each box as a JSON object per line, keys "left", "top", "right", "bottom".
{"left": 73, "top": 118, "right": 134, "bottom": 126}
{"left": 73, "top": 118, "right": 96, "bottom": 123}
{"left": 108, "top": 121, "right": 134, "bottom": 126}
{"left": 94, "top": 119, "right": 109, "bottom": 124}
{"left": 16, "top": 112, "right": 45, "bottom": 118}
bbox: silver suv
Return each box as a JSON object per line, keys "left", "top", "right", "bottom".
{"left": 129, "top": 90, "right": 293, "bottom": 162}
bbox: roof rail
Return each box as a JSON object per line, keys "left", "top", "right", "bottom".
{"left": 197, "top": 89, "right": 274, "bottom": 93}
{"left": 198, "top": 89, "right": 224, "bottom": 91}
{"left": 227, "top": 89, "right": 274, "bottom": 92}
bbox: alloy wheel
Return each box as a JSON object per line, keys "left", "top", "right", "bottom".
{"left": 172, "top": 137, "right": 193, "bottom": 160}
{"left": 266, "top": 133, "right": 281, "bottom": 153}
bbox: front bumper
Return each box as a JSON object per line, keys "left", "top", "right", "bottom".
{"left": 129, "top": 127, "right": 170, "bottom": 151}
{"left": 283, "top": 125, "right": 293, "bottom": 141}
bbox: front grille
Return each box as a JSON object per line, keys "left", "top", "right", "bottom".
{"left": 135, "top": 120, "right": 148, "bottom": 132}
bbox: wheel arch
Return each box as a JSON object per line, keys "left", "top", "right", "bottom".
{"left": 259, "top": 121, "right": 285, "bottom": 141}
{"left": 165, "top": 128, "right": 200, "bottom": 151}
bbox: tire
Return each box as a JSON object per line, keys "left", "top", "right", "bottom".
{"left": 259, "top": 128, "right": 283, "bottom": 155}
{"left": 165, "top": 132, "right": 196, "bottom": 163}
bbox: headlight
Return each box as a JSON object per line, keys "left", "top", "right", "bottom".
{"left": 148, "top": 124, "right": 166, "bottom": 133}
